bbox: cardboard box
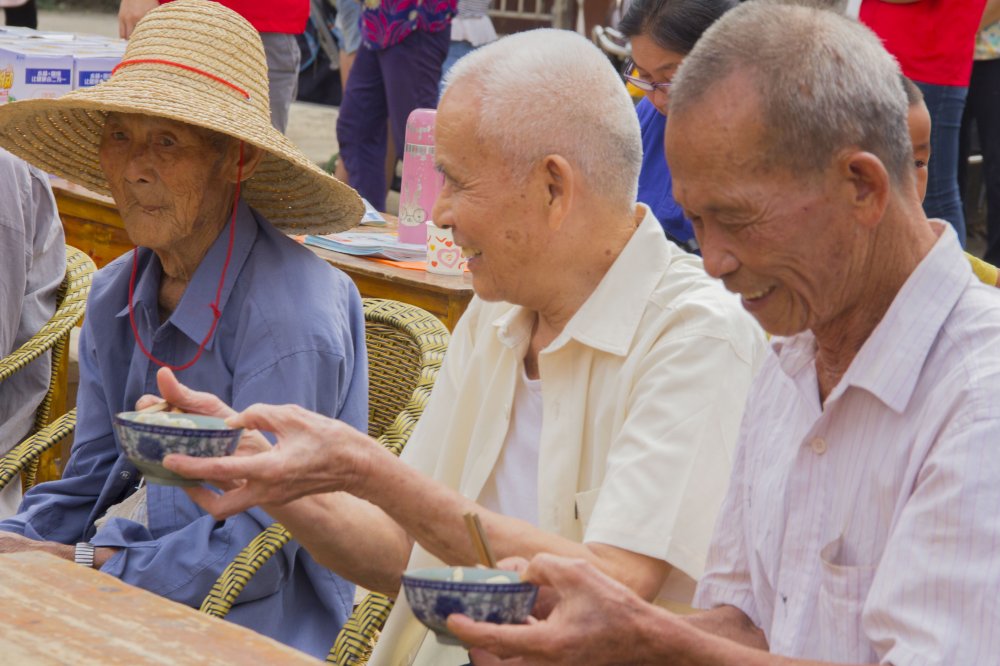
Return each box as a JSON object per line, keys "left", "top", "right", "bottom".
{"left": 0, "top": 43, "right": 74, "bottom": 103}
{"left": 73, "top": 44, "right": 125, "bottom": 89}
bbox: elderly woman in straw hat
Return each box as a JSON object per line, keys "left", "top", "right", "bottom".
{"left": 0, "top": 0, "right": 367, "bottom": 657}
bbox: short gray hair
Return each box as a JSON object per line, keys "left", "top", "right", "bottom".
{"left": 669, "top": 2, "right": 912, "bottom": 184}
{"left": 442, "top": 29, "right": 642, "bottom": 207}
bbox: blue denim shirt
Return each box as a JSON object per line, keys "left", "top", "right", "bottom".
{"left": 0, "top": 199, "right": 368, "bottom": 658}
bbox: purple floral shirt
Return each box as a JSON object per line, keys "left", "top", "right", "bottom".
{"left": 361, "top": 0, "right": 456, "bottom": 50}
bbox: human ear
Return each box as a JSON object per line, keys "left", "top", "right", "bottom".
{"left": 221, "top": 140, "right": 265, "bottom": 183}
{"left": 841, "top": 150, "right": 890, "bottom": 229}
{"left": 541, "top": 154, "right": 574, "bottom": 231}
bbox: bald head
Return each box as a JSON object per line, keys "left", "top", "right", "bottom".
{"left": 441, "top": 29, "right": 642, "bottom": 210}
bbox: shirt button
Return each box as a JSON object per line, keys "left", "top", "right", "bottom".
{"left": 120, "top": 471, "right": 131, "bottom": 480}
{"left": 810, "top": 437, "right": 827, "bottom": 455}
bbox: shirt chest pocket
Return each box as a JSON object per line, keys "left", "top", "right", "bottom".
{"left": 816, "top": 537, "right": 879, "bottom": 663}
{"left": 573, "top": 488, "right": 602, "bottom": 538}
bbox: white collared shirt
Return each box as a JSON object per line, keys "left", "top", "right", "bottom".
{"left": 694, "top": 224, "right": 1000, "bottom": 664}
{"left": 371, "top": 206, "right": 767, "bottom": 666}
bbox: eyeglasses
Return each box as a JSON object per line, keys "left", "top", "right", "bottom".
{"left": 621, "top": 58, "right": 672, "bottom": 93}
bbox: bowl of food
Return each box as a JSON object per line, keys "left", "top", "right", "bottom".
{"left": 112, "top": 410, "right": 242, "bottom": 487}
{"left": 401, "top": 566, "right": 538, "bottom": 645}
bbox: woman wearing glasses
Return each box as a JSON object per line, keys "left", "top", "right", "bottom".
{"left": 619, "top": 0, "right": 736, "bottom": 253}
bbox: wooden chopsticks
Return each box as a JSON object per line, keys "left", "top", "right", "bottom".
{"left": 464, "top": 511, "right": 498, "bottom": 569}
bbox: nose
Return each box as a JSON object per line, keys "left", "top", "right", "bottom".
{"left": 696, "top": 225, "right": 739, "bottom": 280}
{"left": 122, "top": 141, "right": 154, "bottom": 185}
{"left": 647, "top": 86, "right": 670, "bottom": 112}
{"left": 431, "top": 183, "right": 453, "bottom": 230}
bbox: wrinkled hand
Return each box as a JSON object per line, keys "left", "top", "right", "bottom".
{"left": 135, "top": 367, "right": 236, "bottom": 420}
{"left": 449, "top": 554, "right": 676, "bottom": 666}
{"left": 118, "top": 0, "right": 159, "bottom": 39}
{"left": 136, "top": 368, "right": 269, "bottom": 492}
{"left": 163, "top": 403, "right": 377, "bottom": 520}
{"left": 494, "top": 556, "right": 560, "bottom": 621}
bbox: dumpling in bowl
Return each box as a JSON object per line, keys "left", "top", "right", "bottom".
{"left": 132, "top": 412, "right": 199, "bottom": 429}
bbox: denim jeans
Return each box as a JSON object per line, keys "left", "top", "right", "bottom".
{"left": 959, "top": 58, "right": 1000, "bottom": 264}
{"left": 915, "top": 81, "right": 969, "bottom": 246}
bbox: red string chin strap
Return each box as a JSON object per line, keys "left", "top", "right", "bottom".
{"left": 127, "top": 141, "right": 244, "bottom": 371}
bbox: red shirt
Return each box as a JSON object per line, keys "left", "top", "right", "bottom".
{"left": 160, "top": 0, "right": 309, "bottom": 34}
{"left": 860, "top": 0, "right": 986, "bottom": 87}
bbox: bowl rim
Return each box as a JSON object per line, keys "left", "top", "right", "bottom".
{"left": 402, "top": 567, "right": 537, "bottom": 593}
{"left": 113, "top": 411, "right": 242, "bottom": 438}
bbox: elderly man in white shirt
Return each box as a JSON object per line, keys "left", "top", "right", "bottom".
{"left": 154, "top": 28, "right": 766, "bottom": 666}
{"left": 0, "top": 149, "right": 65, "bottom": 519}
{"left": 444, "top": 4, "right": 1000, "bottom": 666}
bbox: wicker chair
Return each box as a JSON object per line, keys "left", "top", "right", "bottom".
{"left": 0, "top": 246, "right": 95, "bottom": 491}
{"left": 199, "top": 298, "right": 450, "bottom": 663}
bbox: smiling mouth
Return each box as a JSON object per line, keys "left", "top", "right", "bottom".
{"left": 461, "top": 246, "right": 482, "bottom": 259}
{"left": 741, "top": 285, "right": 776, "bottom": 302}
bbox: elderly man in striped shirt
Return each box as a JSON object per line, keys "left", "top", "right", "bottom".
{"left": 449, "top": 3, "right": 1000, "bottom": 665}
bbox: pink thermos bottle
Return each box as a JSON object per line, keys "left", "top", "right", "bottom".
{"left": 397, "top": 108, "right": 443, "bottom": 245}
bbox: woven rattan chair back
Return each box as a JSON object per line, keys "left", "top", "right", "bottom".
{"left": 0, "top": 246, "right": 94, "bottom": 490}
{"left": 362, "top": 299, "right": 450, "bottom": 447}
{"left": 199, "top": 299, "right": 450, "bottom": 664}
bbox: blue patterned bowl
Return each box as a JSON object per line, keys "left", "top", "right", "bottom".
{"left": 402, "top": 567, "right": 538, "bottom": 645}
{"left": 113, "top": 411, "right": 242, "bottom": 487}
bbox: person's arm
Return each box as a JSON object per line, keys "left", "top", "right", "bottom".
{"left": 684, "top": 605, "right": 769, "bottom": 651}
{"left": 168, "top": 294, "right": 764, "bottom": 600}
{"left": 84, "top": 504, "right": 284, "bottom": 605}
{"left": 0, "top": 532, "right": 117, "bottom": 567}
{"left": 0, "top": 321, "right": 119, "bottom": 543}
{"left": 0, "top": 179, "right": 28, "bottom": 359}
{"left": 982, "top": 0, "right": 1000, "bottom": 29}
{"left": 118, "top": 0, "right": 159, "bottom": 38}
{"left": 449, "top": 554, "right": 875, "bottom": 666}
{"left": 146, "top": 367, "right": 415, "bottom": 596}
{"left": 98, "top": 346, "right": 394, "bottom": 606}
{"left": 167, "top": 393, "right": 667, "bottom": 598}
{"left": 0, "top": 157, "right": 63, "bottom": 449}
{"left": 335, "top": 428, "right": 672, "bottom": 599}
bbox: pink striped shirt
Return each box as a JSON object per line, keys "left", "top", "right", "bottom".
{"left": 694, "top": 224, "right": 1000, "bottom": 664}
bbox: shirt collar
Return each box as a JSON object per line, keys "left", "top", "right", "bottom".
{"left": 116, "top": 198, "right": 259, "bottom": 348}
{"left": 492, "top": 205, "right": 673, "bottom": 356}
{"left": 775, "top": 222, "right": 970, "bottom": 412}
{"left": 833, "top": 222, "right": 969, "bottom": 411}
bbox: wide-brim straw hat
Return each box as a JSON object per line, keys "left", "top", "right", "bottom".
{"left": 0, "top": 0, "right": 362, "bottom": 235}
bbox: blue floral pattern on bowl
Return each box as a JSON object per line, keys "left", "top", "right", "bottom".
{"left": 112, "top": 411, "right": 242, "bottom": 487}
{"left": 402, "top": 567, "right": 538, "bottom": 645}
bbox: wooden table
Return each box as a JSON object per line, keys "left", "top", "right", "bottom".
{"left": 51, "top": 181, "right": 474, "bottom": 330}
{"left": 305, "top": 244, "right": 473, "bottom": 330}
{"left": 0, "top": 551, "right": 321, "bottom": 664}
